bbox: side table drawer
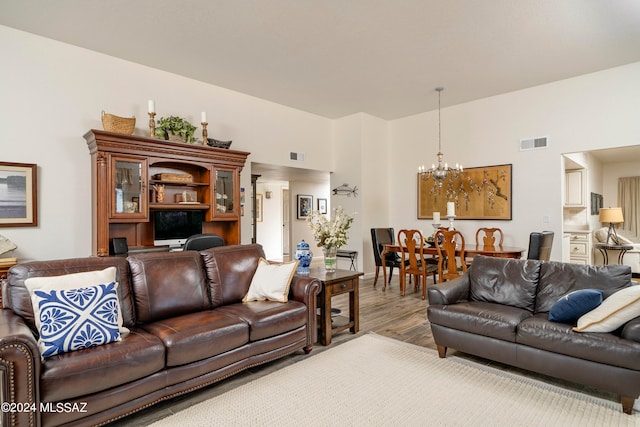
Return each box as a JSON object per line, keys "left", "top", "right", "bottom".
{"left": 570, "top": 243, "right": 587, "bottom": 256}
{"left": 330, "top": 279, "right": 355, "bottom": 295}
{"left": 570, "top": 233, "right": 588, "bottom": 242}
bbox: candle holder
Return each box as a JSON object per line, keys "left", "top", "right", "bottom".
{"left": 431, "top": 223, "right": 441, "bottom": 235}
{"left": 447, "top": 215, "right": 456, "bottom": 231}
{"left": 148, "top": 112, "right": 156, "bottom": 138}
{"left": 201, "top": 122, "right": 208, "bottom": 146}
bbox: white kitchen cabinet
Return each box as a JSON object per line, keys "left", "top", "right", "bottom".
{"left": 565, "top": 169, "right": 585, "bottom": 207}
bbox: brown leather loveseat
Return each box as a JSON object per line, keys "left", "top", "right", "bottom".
{"left": 0, "top": 244, "right": 320, "bottom": 426}
{"left": 427, "top": 255, "right": 640, "bottom": 414}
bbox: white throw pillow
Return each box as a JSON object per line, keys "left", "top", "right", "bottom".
{"left": 593, "top": 228, "right": 609, "bottom": 243}
{"left": 25, "top": 267, "right": 129, "bottom": 335}
{"left": 573, "top": 285, "right": 640, "bottom": 333}
{"left": 243, "top": 258, "right": 299, "bottom": 303}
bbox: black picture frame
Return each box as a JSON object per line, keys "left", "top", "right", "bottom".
{"left": 591, "top": 192, "right": 603, "bottom": 215}
{"left": 297, "top": 194, "right": 312, "bottom": 219}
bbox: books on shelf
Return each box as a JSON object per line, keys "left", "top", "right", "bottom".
{"left": 0, "top": 257, "right": 17, "bottom": 268}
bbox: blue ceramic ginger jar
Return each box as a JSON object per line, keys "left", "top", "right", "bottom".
{"left": 294, "top": 240, "right": 313, "bottom": 275}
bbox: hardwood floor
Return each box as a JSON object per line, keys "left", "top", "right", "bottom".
{"left": 109, "top": 273, "right": 619, "bottom": 426}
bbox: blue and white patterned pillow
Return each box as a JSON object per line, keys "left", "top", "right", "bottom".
{"left": 32, "top": 282, "right": 121, "bottom": 357}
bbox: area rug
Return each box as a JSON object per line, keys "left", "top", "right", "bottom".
{"left": 150, "top": 334, "right": 639, "bottom": 426}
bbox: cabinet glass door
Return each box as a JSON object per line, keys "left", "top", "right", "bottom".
{"left": 214, "top": 168, "right": 236, "bottom": 216}
{"left": 112, "top": 158, "right": 147, "bottom": 218}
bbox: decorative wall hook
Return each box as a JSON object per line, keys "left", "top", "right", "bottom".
{"left": 332, "top": 183, "right": 358, "bottom": 197}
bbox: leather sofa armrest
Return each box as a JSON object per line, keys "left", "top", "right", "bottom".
{"left": 290, "top": 276, "right": 321, "bottom": 305}
{"left": 290, "top": 276, "right": 321, "bottom": 352}
{"left": 427, "top": 275, "right": 470, "bottom": 305}
{"left": 0, "top": 310, "right": 41, "bottom": 427}
{"left": 621, "top": 316, "right": 640, "bottom": 343}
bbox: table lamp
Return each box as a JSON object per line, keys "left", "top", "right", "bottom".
{"left": 599, "top": 207, "right": 624, "bottom": 244}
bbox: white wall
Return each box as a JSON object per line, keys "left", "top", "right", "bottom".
{"left": 333, "top": 113, "right": 389, "bottom": 274}
{"left": 389, "top": 63, "right": 640, "bottom": 260}
{"left": 0, "top": 25, "right": 332, "bottom": 261}
{"left": 332, "top": 114, "right": 364, "bottom": 270}
{"left": 2, "top": 24, "right": 640, "bottom": 271}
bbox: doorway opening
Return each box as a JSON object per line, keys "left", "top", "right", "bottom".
{"left": 251, "top": 162, "right": 330, "bottom": 262}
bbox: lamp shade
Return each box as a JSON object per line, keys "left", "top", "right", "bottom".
{"left": 599, "top": 207, "right": 624, "bottom": 223}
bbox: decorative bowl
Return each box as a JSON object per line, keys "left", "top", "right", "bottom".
{"left": 207, "top": 138, "right": 232, "bottom": 149}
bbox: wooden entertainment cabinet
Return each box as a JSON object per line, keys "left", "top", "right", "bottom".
{"left": 85, "top": 130, "right": 249, "bottom": 256}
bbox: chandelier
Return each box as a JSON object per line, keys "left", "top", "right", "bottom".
{"left": 418, "top": 87, "right": 462, "bottom": 187}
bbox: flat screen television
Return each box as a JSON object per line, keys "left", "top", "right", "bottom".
{"left": 153, "top": 210, "right": 204, "bottom": 249}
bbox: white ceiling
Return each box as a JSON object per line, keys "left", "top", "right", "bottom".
{"left": 1, "top": 0, "right": 640, "bottom": 120}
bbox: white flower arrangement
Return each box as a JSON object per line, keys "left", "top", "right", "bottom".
{"left": 307, "top": 206, "right": 354, "bottom": 249}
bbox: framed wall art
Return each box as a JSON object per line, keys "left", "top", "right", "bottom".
{"left": 417, "top": 164, "right": 512, "bottom": 220}
{"left": 317, "top": 198, "right": 327, "bottom": 214}
{"left": 256, "top": 194, "right": 263, "bottom": 222}
{"left": 297, "top": 194, "right": 313, "bottom": 219}
{"left": 0, "top": 162, "right": 38, "bottom": 227}
{"left": 591, "top": 192, "right": 603, "bottom": 216}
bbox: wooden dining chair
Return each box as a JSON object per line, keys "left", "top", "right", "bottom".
{"left": 475, "top": 227, "right": 504, "bottom": 247}
{"left": 467, "top": 227, "right": 504, "bottom": 266}
{"left": 435, "top": 229, "right": 467, "bottom": 282}
{"left": 397, "top": 229, "right": 437, "bottom": 299}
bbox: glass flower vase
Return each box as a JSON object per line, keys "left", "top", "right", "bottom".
{"left": 323, "top": 246, "right": 338, "bottom": 273}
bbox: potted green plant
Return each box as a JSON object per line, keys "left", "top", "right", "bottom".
{"left": 155, "top": 116, "right": 198, "bottom": 144}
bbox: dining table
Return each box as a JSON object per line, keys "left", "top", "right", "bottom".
{"left": 380, "top": 243, "right": 525, "bottom": 291}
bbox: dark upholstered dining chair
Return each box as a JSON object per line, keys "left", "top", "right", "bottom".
{"left": 183, "top": 233, "right": 225, "bottom": 251}
{"left": 371, "top": 228, "right": 407, "bottom": 287}
{"left": 527, "top": 231, "right": 554, "bottom": 261}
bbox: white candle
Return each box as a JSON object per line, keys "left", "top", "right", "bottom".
{"left": 201, "top": 111, "right": 207, "bottom": 123}
{"left": 447, "top": 202, "right": 455, "bottom": 217}
{"left": 148, "top": 100, "right": 155, "bottom": 113}
{"left": 433, "top": 212, "right": 440, "bottom": 223}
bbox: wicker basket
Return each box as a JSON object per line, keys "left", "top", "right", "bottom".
{"left": 153, "top": 173, "right": 193, "bottom": 183}
{"left": 102, "top": 111, "right": 136, "bottom": 135}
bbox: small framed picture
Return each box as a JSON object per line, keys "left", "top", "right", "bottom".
{"left": 297, "top": 194, "right": 313, "bottom": 219}
{"left": 591, "top": 192, "right": 603, "bottom": 216}
{"left": 256, "top": 194, "right": 263, "bottom": 222}
{"left": 0, "top": 162, "right": 38, "bottom": 227}
{"left": 318, "top": 198, "right": 327, "bottom": 214}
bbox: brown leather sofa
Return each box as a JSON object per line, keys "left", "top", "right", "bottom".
{"left": 427, "top": 255, "right": 640, "bottom": 414}
{"left": 0, "top": 244, "right": 320, "bottom": 427}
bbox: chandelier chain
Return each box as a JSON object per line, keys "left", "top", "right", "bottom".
{"left": 437, "top": 87, "right": 442, "bottom": 154}
{"left": 418, "top": 86, "right": 462, "bottom": 187}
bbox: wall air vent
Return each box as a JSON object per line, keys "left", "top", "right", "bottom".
{"left": 289, "top": 152, "right": 305, "bottom": 161}
{"left": 520, "top": 137, "right": 548, "bottom": 151}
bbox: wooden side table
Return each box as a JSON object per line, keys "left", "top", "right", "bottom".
{"left": 306, "top": 267, "right": 363, "bottom": 346}
{"left": 595, "top": 243, "right": 633, "bottom": 265}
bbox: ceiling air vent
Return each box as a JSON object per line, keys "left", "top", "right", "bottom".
{"left": 520, "top": 137, "right": 548, "bottom": 151}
